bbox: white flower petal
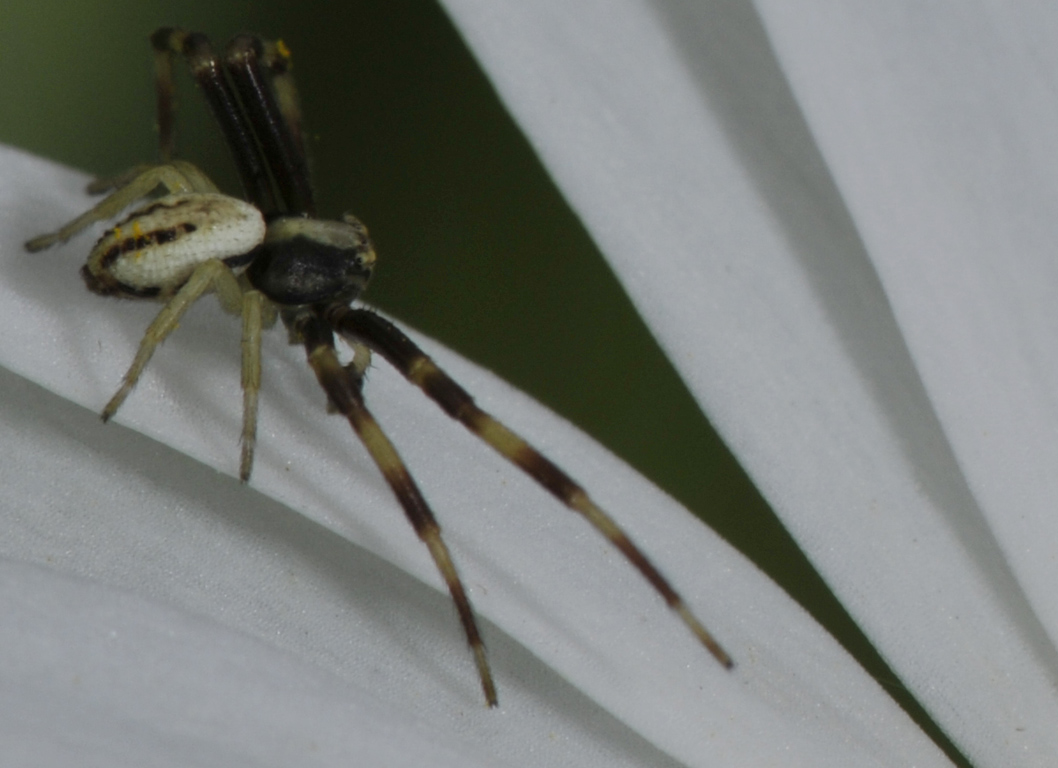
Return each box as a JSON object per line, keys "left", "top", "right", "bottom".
{"left": 437, "top": 1, "right": 1058, "bottom": 765}
{"left": 0, "top": 144, "right": 946, "bottom": 766}
{"left": 755, "top": 4, "right": 1058, "bottom": 760}
{"left": 0, "top": 558, "right": 491, "bottom": 768}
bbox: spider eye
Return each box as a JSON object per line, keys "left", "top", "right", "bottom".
{"left": 246, "top": 217, "right": 376, "bottom": 305}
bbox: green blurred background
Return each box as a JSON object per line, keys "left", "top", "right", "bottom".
{"left": 0, "top": 1, "right": 964, "bottom": 763}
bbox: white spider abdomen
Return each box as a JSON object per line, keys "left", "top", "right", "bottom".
{"left": 84, "top": 193, "right": 266, "bottom": 297}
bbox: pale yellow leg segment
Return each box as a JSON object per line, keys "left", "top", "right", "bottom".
{"left": 26, "top": 161, "right": 219, "bottom": 252}
{"left": 85, "top": 164, "right": 155, "bottom": 196}
{"left": 239, "top": 290, "right": 264, "bottom": 482}
{"left": 422, "top": 529, "right": 498, "bottom": 708}
{"left": 347, "top": 341, "right": 372, "bottom": 379}
{"left": 102, "top": 259, "right": 243, "bottom": 422}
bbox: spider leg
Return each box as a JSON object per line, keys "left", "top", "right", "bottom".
{"left": 101, "top": 258, "right": 248, "bottom": 424}
{"left": 85, "top": 164, "right": 154, "bottom": 196}
{"left": 152, "top": 26, "right": 179, "bottom": 163}
{"left": 239, "top": 289, "right": 266, "bottom": 482}
{"left": 290, "top": 308, "right": 498, "bottom": 706}
{"left": 151, "top": 28, "right": 280, "bottom": 216}
{"left": 225, "top": 35, "right": 315, "bottom": 216}
{"left": 346, "top": 340, "right": 373, "bottom": 380}
{"left": 330, "top": 306, "right": 734, "bottom": 669}
{"left": 25, "top": 162, "right": 219, "bottom": 252}
{"left": 259, "top": 39, "right": 310, "bottom": 199}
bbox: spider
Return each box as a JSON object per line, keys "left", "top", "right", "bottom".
{"left": 24, "top": 27, "right": 732, "bottom": 706}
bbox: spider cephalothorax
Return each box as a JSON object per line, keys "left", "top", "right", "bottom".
{"left": 247, "top": 215, "right": 376, "bottom": 306}
{"left": 25, "top": 27, "right": 732, "bottom": 707}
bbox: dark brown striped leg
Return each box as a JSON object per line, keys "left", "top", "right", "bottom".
{"left": 258, "top": 38, "right": 310, "bottom": 202}
{"left": 224, "top": 35, "right": 316, "bottom": 216}
{"left": 150, "top": 28, "right": 280, "bottom": 216}
{"left": 291, "top": 309, "right": 498, "bottom": 705}
{"left": 330, "top": 306, "right": 733, "bottom": 669}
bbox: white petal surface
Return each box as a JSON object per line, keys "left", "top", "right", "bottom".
{"left": 0, "top": 146, "right": 947, "bottom": 766}
{"left": 435, "top": 1, "right": 1058, "bottom": 766}
{"left": 0, "top": 558, "right": 491, "bottom": 768}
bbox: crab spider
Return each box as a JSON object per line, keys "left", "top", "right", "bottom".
{"left": 25, "top": 27, "right": 732, "bottom": 707}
